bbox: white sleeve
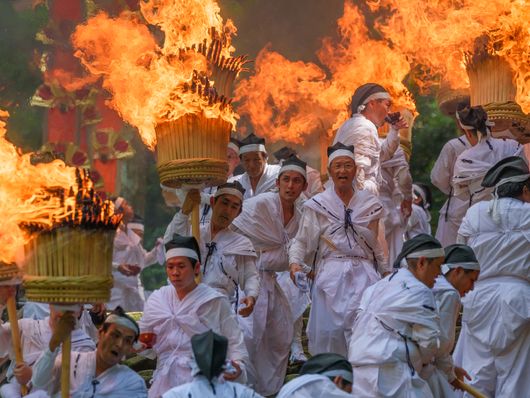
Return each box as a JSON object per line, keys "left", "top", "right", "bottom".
{"left": 289, "top": 208, "right": 322, "bottom": 267}
{"left": 430, "top": 143, "right": 454, "bottom": 195}
{"left": 396, "top": 165, "right": 413, "bottom": 201}
{"left": 0, "top": 306, "right": 12, "bottom": 358}
{"left": 31, "top": 348, "right": 61, "bottom": 394}
{"left": 380, "top": 127, "right": 400, "bottom": 161}
{"left": 237, "top": 255, "right": 260, "bottom": 299}
{"left": 164, "top": 211, "right": 191, "bottom": 243}
{"left": 435, "top": 292, "right": 460, "bottom": 382}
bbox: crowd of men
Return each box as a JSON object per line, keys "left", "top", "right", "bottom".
{"left": 0, "top": 82, "right": 528, "bottom": 397}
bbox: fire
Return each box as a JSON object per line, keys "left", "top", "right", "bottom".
{"left": 72, "top": 0, "right": 241, "bottom": 149}
{"left": 235, "top": 1, "right": 415, "bottom": 144}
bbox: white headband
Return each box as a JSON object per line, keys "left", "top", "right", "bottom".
{"left": 227, "top": 142, "right": 240, "bottom": 155}
{"left": 165, "top": 247, "right": 199, "bottom": 261}
{"left": 328, "top": 150, "right": 355, "bottom": 166}
{"left": 105, "top": 314, "right": 139, "bottom": 336}
{"left": 406, "top": 248, "right": 445, "bottom": 259}
{"left": 412, "top": 184, "right": 430, "bottom": 210}
{"left": 441, "top": 262, "right": 480, "bottom": 275}
{"left": 239, "top": 144, "right": 266, "bottom": 155}
{"left": 128, "top": 223, "right": 144, "bottom": 231}
{"left": 214, "top": 188, "right": 244, "bottom": 201}
{"left": 279, "top": 164, "right": 307, "bottom": 179}
{"left": 488, "top": 173, "right": 530, "bottom": 224}
{"left": 357, "top": 92, "right": 391, "bottom": 113}
{"left": 455, "top": 111, "right": 495, "bottom": 134}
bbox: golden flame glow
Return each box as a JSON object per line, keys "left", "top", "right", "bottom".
{"left": 72, "top": 0, "right": 240, "bottom": 149}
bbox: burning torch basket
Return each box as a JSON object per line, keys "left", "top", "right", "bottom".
{"left": 23, "top": 227, "right": 115, "bottom": 303}
{"left": 436, "top": 84, "right": 470, "bottom": 116}
{"left": 156, "top": 113, "right": 231, "bottom": 188}
{"left": 0, "top": 262, "right": 20, "bottom": 282}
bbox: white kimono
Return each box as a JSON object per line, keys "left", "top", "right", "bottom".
{"left": 232, "top": 192, "right": 299, "bottom": 396}
{"left": 348, "top": 268, "right": 441, "bottom": 398}
{"left": 426, "top": 276, "right": 460, "bottom": 397}
{"left": 452, "top": 138, "right": 523, "bottom": 207}
{"left": 108, "top": 224, "right": 147, "bottom": 311}
{"left": 333, "top": 113, "right": 400, "bottom": 193}
{"left": 290, "top": 188, "right": 386, "bottom": 356}
{"left": 162, "top": 375, "right": 263, "bottom": 398}
{"left": 305, "top": 165, "right": 323, "bottom": 198}
{"left": 277, "top": 374, "right": 352, "bottom": 398}
{"left": 0, "top": 314, "right": 95, "bottom": 398}
{"left": 30, "top": 349, "right": 146, "bottom": 397}
{"left": 140, "top": 284, "right": 250, "bottom": 398}
{"left": 431, "top": 136, "right": 470, "bottom": 246}
{"left": 454, "top": 198, "right": 530, "bottom": 397}
{"left": 405, "top": 203, "right": 431, "bottom": 240}
{"left": 164, "top": 214, "right": 260, "bottom": 305}
{"left": 229, "top": 164, "right": 281, "bottom": 199}
{"left": 380, "top": 147, "right": 412, "bottom": 264}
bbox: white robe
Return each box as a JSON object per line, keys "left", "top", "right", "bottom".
{"left": 452, "top": 138, "right": 523, "bottom": 207}
{"left": 431, "top": 136, "right": 470, "bottom": 246}
{"left": 140, "top": 284, "right": 250, "bottom": 398}
{"left": 453, "top": 198, "right": 530, "bottom": 397}
{"left": 162, "top": 375, "right": 263, "bottom": 398}
{"left": 289, "top": 188, "right": 385, "bottom": 356}
{"left": 109, "top": 224, "right": 147, "bottom": 311}
{"left": 349, "top": 268, "right": 440, "bottom": 397}
{"left": 229, "top": 164, "right": 281, "bottom": 199}
{"left": 277, "top": 374, "right": 352, "bottom": 398}
{"left": 232, "top": 192, "right": 298, "bottom": 396}
{"left": 405, "top": 203, "right": 431, "bottom": 240}
{"left": 333, "top": 113, "right": 400, "bottom": 193}
{"left": 30, "top": 349, "right": 146, "bottom": 397}
{"left": 305, "top": 165, "right": 323, "bottom": 198}
{"left": 164, "top": 214, "right": 260, "bottom": 304}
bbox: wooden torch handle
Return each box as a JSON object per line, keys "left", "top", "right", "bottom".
{"left": 453, "top": 378, "right": 487, "bottom": 398}
{"left": 6, "top": 296, "right": 27, "bottom": 396}
{"left": 61, "top": 333, "right": 71, "bottom": 398}
{"left": 191, "top": 202, "right": 201, "bottom": 283}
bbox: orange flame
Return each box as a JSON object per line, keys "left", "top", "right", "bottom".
{"left": 72, "top": 0, "right": 240, "bottom": 149}
{"left": 235, "top": 1, "right": 415, "bottom": 144}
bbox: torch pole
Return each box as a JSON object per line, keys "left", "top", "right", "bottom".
{"left": 6, "top": 296, "right": 27, "bottom": 396}
{"left": 452, "top": 379, "right": 487, "bottom": 398}
{"left": 191, "top": 202, "right": 201, "bottom": 283}
{"left": 61, "top": 333, "right": 71, "bottom": 398}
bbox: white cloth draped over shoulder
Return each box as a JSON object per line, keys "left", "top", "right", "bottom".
{"left": 453, "top": 198, "right": 530, "bottom": 397}
{"left": 277, "top": 374, "right": 352, "bottom": 398}
{"left": 431, "top": 136, "right": 470, "bottom": 246}
{"left": 164, "top": 214, "right": 259, "bottom": 303}
{"left": 333, "top": 113, "right": 400, "bottom": 193}
{"left": 140, "top": 284, "right": 250, "bottom": 398}
{"left": 348, "top": 268, "right": 441, "bottom": 397}
{"left": 229, "top": 164, "right": 281, "bottom": 199}
{"left": 232, "top": 192, "right": 300, "bottom": 396}
{"left": 162, "top": 375, "right": 263, "bottom": 398}
{"left": 289, "top": 188, "right": 385, "bottom": 356}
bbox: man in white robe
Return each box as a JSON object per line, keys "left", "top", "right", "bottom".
{"left": 229, "top": 133, "right": 280, "bottom": 199}
{"left": 290, "top": 142, "right": 387, "bottom": 356}
{"left": 454, "top": 156, "right": 530, "bottom": 397}
{"left": 273, "top": 146, "right": 323, "bottom": 197}
{"left": 30, "top": 306, "right": 147, "bottom": 397}
{"left": 277, "top": 353, "right": 353, "bottom": 398}
{"left": 163, "top": 182, "right": 260, "bottom": 316}
{"left": 426, "top": 244, "right": 480, "bottom": 397}
{"left": 232, "top": 156, "right": 307, "bottom": 396}
{"left": 405, "top": 183, "right": 432, "bottom": 240}
{"left": 162, "top": 330, "right": 262, "bottom": 398}
{"left": 348, "top": 234, "right": 445, "bottom": 397}
{"left": 0, "top": 297, "right": 96, "bottom": 398}
{"left": 333, "top": 83, "right": 408, "bottom": 194}
{"left": 140, "top": 235, "right": 250, "bottom": 397}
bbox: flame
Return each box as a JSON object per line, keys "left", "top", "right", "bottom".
{"left": 72, "top": 1, "right": 240, "bottom": 149}
{"left": 235, "top": 1, "right": 415, "bottom": 144}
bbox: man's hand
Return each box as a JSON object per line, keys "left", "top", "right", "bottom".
{"left": 89, "top": 303, "right": 106, "bottom": 317}
{"left": 289, "top": 263, "right": 303, "bottom": 284}
{"left": 238, "top": 296, "right": 256, "bottom": 317}
{"left": 0, "top": 286, "right": 15, "bottom": 306}
{"left": 13, "top": 363, "right": 32, "bottom": 385}
{"left": 451, "top": 366, "right": 471, "bottom": 390}
{"left": 181, "top": 189, "right": 201, "bottom": 215}
{"left": 391, "top": 116, "right": 409, "bottom": 130}
{"left": 49, "top": 311, "right": 76, "bottom": 352}
{"left": 223, "top": 360, "right": 242, "bottom": 381}
{"left": 117, "top": 264, "right": 141, "bottom": 276}
{"left": 401, "top": 198, "right": 412, "bottom": 218}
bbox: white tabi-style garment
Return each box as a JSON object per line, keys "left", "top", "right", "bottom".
{"left": 348, "top": 268, "right": 441, "bottom": 398}
{"left": 431, "top": 136, "right": 470, "bottom": 246}
{"left": 405, "top": 203, "right": 431, "bottom": 240}
{"left": 30, "top": 349, "right": 146, "bottom": 397}
{"left": 108, "top": 224, "right": 147, "bottom": 311}
{"left": 452, "top": 138, "right": 524, "bottom": 207}
{"left": 140, "top": 284, "right": 250, "bottom": 398}
{"left": 333, "top": 113, "right": 400, "bottom": 194}
{"left": 380, "top": 146, "right": 413, "bottom": 264}
{"left": 453, "top": 198, "right": 530, "bottom": 397}
{"left": 0, "top": 313, "right": 95, "bottom": 398}
{"left": 277, "top": 374, "right": 352, "bottom": 398}
{"left": 229, "top": 164, "right": 281, "bottom": 199}
{"left": 162, "top": 375, "right": 263, "bottom": 398}
{"left": 425, "top": 276, "right": 461, "bottom": 398}
{"left": 164, "top": 213, "right": 259, "bottom": 306}
{"left": 289, "top": 188, "right": 386, "bottom": 356}
{"left": 232, "top": 192, "right": 298, "bottom": 396}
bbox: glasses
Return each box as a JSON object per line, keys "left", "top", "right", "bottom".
{"left": 331, "top": 162, "right": 355, "bottom": 171}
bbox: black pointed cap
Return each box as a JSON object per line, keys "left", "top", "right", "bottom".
{"left": 481, "top": 156, "right": 529, "bottom": 188}
{"left": 191, "top": 330, "right": 228, "bottom": 381}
